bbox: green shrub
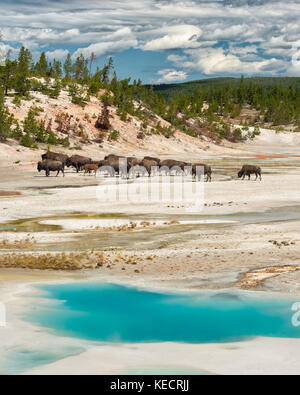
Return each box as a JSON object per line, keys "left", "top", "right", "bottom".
{"left": 108, "top": 130, "right": 120, "bottom": 141}
{"left": 12, "top": 96, "right": 22, "bottom": 107}
{"left": 20, "top": 131, "right": 33, "bottom": 147}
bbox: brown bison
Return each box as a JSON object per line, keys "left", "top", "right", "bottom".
{"left": 83, "top": 163, "right": 98, "bottom": 176}
{"left": 192, "top": 164, "right": 212, "bottom": 182}
{"left": 97, "top": 159, "right": 115, "bottom": 177}
{"left": 103, "top": 155, "right": 140, "bottom": 178}
{"left": 104, "top": 155, "right": 141, "bottom": 169}
{"left": 104, "top": 154, "right": 125, "bottom": 161}
{"left": 127, "top": 157, "right": 142, "bottom": 167}
{"left": 238, "top": 165, "right": 262, "bottom": 181}
{"left": 159, "top": 159, "right": 188, "bottom": 175}
{"left": 37, "top": 160, "right": 65, "bottom": 177}
{"left": 143, "top": 156, "right": 161, "bottom": 166}
{"left": 98, "top": 158, "right": 130, "bottom": 178}
{"left": 41, "top": 151, "right": 69, "bottom": 165}
{"left": 66, "top": 155, "right": 92, "bottom": 173}
{"left": 139, "top": 158, "right": 160, "bottom": 176}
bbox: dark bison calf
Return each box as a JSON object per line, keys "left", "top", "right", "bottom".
{"left": 238, "top": 165, "right": 262, "bottom": 181}
{"left": 37, "top": 160, "right": 65, "bottom": 177}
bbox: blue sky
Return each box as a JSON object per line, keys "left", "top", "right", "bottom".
{"left": 0, "top": 0, "right": 300, "bottom": 83}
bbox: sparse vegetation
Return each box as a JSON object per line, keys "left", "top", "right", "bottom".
{"left": 0, "top": 251, "right": 108, "bottom": 270}
{"left": 108, "top": 130, "right": 120, "bottom": 141}
{"left": 0, "top": 89, "right": 14, "bottom": 142}
{"left": 1, "top": 45, "right": 300, "bottom": 148}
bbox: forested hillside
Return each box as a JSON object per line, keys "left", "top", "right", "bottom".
{"left": 1, "top": 46, "right": 300, "bottom": 150}
{"left": 148, "top": 76, "right": 300, "bottom": 129}
{"left": 149, "top": 77, "right": 300, "bottom": 98}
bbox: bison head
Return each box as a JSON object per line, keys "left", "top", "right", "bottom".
{"left": 37, "top": 162, "right": 42, "bottom": 172}
{"left": 238, "top": 170, "right": 243, "bottom": 178}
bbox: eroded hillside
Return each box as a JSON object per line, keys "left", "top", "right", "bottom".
{"left": 0, "top": 79, "right": 253, "bottom": 166}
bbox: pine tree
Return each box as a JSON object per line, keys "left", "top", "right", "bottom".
{"left": 0, "top": 58, "right": 17, "bottom": 95}
{"left": 53, "top": 59, "right": 62, "bottom": 79}
{"left": 14, "top": 47, "right": 32, "bottom": 95}
{"left": 35, "top": 52, "right": 49, "bottom": 77}
{"left": 0, "top": 88, "right": 13, "bottom": 142}
{"left": 89, "top": 52, "right": 97, "bottom": 77}
{"left": 64, "top": 53, "right": 73, "bottom": 80}
{"left": 73, "top": 55, "right": 89, "bottom": 83}
{"left": 22, "top": 107, "right": 47, "bottom": 144}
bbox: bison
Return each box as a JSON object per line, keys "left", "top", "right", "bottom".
{"left": 41, "top": 151, "right": 69, "bottom": 166}
{"left": 159, "top": 159, "right": 188, "bottom": 176}
{"left": 66, "top": 155, "right": 92, "bottom": 173}
{"left": 83, "top": 163, "right": 98, "bottom": 176}
{"left": 143, "top": 156, "right": 161, "bottom": 166}
{"left": 238, "top": 165, "right": 262, "bottom": 181}
{"left": 104, "top": 154, "right": 125, "bottom": 161}
{"left": 127, "top": 157, "right": 142, "bottom": 167}
{"left": 98, "top": 158, "right": 130, "bottom": 178}
{"left": 97, "top": 159, "right": 116, "bottom": 177}
{"left": 37, "top": 160, "right": 65, "bottom": 177}
{"left": 139, "top": 158, "right": 160, "bottom": 177}
{"left": 102, "top": 155, "right": 140, "bottom": 178}
{"left": 192, "top": 164, "right": 212, "bottom": 182}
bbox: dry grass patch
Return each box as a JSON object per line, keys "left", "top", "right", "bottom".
{"left": 0, "top": 237, "right": 37, "bottom": 250}
{"left": 0, "top": 251, "right": 108, "bottom": 270}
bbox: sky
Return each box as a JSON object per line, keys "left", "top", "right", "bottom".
{"left": 0, "top": 0, "right": 300, "bottom": 84}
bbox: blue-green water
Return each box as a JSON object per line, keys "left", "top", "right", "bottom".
{"left": 26, "top": 282, "right": 299, "bottom": 344}
{"left": 1, "top": 346, "right": 85, "bottom": 375}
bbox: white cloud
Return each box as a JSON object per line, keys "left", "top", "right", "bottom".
{"left": 142, "top": 25, "right": 202, "bottom": 51}
{"left": 157, "top": 69, "right": 188, "bottom": 83}
{"left": 169, "top": 47, "right": 284, "bottom": 76}
{"left": 0, "top": 1, "right": 300, "bottom": 77}
{"left": 45, "top": 49, "right": 70, "bottom": 60}
{"left": 72, "top": 28, "right": 137, "bottom": 59}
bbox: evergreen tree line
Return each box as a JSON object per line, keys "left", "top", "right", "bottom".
{"left": 0, "top": 47, "right": 117, "bottom": 145}
{"left": 150, "top": 76, "right": 300, "bottom": 127}
{"left": 0, "top": 47, "right": 113, "bottom": 96}
{"left": 1, "top": 45, "right": 300, "bottom": 147}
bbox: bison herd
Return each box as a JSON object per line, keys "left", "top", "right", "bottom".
{"left": 37, "top": 151, "right": 262, "bottom": 182}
